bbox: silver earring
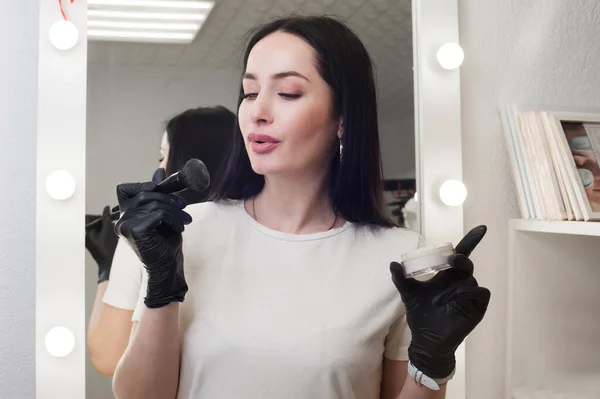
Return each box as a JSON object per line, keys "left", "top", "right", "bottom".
{"left": 339, "top": 139, "right": 343, "bottom": 161}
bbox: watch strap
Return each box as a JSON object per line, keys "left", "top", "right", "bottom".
{"left": 408, "top": 361, "right": 455, "bottom": 390}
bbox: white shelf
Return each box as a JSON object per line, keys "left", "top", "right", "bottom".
{"left": 509, "top": 219, "right": 600, "bottom": 236}
{"left": 513, "top": 386, "right": 599, "bottom": 399}
{"left": 506, "top": 222, "right": 600, "bottom": 399}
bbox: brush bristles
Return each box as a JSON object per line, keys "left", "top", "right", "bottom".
{"left": 180, "top": 158, "right": 210, "bottom": 192}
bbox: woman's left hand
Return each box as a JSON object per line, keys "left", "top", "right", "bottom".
{"left": 390, "top": 226, "right": 491, "bottom": 380}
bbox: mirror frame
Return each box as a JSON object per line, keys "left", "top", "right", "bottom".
{"left": 36, "top": 0, "right": 87, "bottom": 398}
{"left": 35, "top": 0, "right": 464, "bottom": 397}
{"left": 413, "top": 1, "right": 465, "bottom": 397}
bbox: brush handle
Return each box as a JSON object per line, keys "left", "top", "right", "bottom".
{"left": 85, "top": 209, "right": 120, "bottom": 230}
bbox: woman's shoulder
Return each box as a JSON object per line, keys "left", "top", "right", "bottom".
{"left": 358, "top": 224, "right": 421, "bottom": 242}
{"left": 354, "top": 224, "right": 422, "bottom": 258}
{"left": 380, "top": 225, "right": 421, "bottom": 241}
{"left": 182, "top": 199, "right": 242, "bottom": 234}
{"left": 184, "top": 199, "right": 241, "bottom": 220}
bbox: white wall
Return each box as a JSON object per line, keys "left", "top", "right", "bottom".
{"left": 459, "top": 1, "right": 600, "bottom": 398}
{"left": 0, "top": 2, "right": 39, "bottom": 398}
{"left": 380, "top": 109, "right": 416, "bottom": 180}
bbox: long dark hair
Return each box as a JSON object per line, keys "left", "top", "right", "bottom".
{"left": 211, "top": 15, "right": 394, "bottom": 227}
{"left": 165, "top": 106, "right": 236, "bottom": 201}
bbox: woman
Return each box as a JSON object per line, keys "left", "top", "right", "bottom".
{"left": 86, "top": 106, "right": 235, "bottom": 376}
{"left": 112, "top": 16, "right": 490, "bottom": 399}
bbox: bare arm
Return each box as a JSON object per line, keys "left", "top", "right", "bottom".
{"left": 112, "top": 303, "right": 181, "bottom": 399}
{"left": 380, "top": 359, "right": 446, "bottom": 399}
{"left": 87, "top": 281, "right": 134, "bottom": 376}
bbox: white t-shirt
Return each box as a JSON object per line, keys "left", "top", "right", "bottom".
{"left": 133, "top": 200, "right": 421, "bottom": 399}
{"left": 103, "top": 238, "right": 144, "bottom": 310}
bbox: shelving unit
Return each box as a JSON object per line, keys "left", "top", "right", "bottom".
{"left": 510, "top": 219, "right": 600, "bottom": 237}
{"left": 512, "top": 386, "right": 599, "bottom": 399}
{"left": 506, "top": 220, "right": 600, "bottom": 398}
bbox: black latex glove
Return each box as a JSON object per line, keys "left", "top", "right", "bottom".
{"left": 151, "top": 167, "right": 166, "bottom": 184}
{"left": 390, "top": 226, "right": 491, "bottom": 379}
{"left": 85, "top": 206, "right": 119, "bottom": 283}
{"left": 114, "top": 168, "right": 192, "bottom": 308}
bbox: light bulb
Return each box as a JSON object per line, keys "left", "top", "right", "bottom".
{"left": 44, "top": 327, "right": 75, "bottom": 357}
{"left": 45, "top": 170, "right": 76, "bottom": 200}
{"left": 436, "top": 43, "right": 464, "bottom": 70}
{"left": 49, "top": 20, "right": 79, "bottom": 50}
{"left": 439, "top": 179, "right": 467, "bottom": 206}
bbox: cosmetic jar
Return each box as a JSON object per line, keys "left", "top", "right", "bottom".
{"left": 401, "top": 243, "right": 455, "bottom": 279}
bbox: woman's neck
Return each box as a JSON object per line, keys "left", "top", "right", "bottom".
{"left": 248, "top": 172, "right": 343, "bottom": 234}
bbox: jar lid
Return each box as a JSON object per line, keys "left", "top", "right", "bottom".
{"left": 401, "top": 243, "right": 455, "bottom": 277}
{"left": 401, "top": 243, "right": 454, "bottom": 262}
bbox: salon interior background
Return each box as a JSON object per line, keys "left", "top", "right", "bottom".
{"left": 4, "top": 1, "right": 600, "bottom": 399}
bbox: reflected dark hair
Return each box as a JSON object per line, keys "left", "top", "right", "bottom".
{"left": 165, "top": 106, "right": 236, "bottom": 201}
{"left": 211, "top": 15, "right": 394, "bottom": 227}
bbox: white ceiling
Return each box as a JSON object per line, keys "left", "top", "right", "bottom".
{"left": 88, "top": 0, "right": 413, "bottom": 111}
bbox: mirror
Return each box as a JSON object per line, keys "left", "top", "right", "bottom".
{"left": 35, "top": 0, "right": 464, "bottom": 398}
{"left": 84, "top": 1, "right": 415, "bottom": 397}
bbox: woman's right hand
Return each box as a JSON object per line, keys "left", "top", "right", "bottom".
{"left": 114, "top": 168, "right": 193, "bottom": 309}
{"left": 85, "top": 206, "right": 119, "bottom": 283}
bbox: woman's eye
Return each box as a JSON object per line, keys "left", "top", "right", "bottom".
{"left": 243, "top": 93, "right": 258, "bottom": 99}
{"left": 279, "top": 93, "right": 302, "bottom": 99}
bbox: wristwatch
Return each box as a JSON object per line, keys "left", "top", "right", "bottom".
{"left": 407, "top": 361, "right": 455, "bottom": 391}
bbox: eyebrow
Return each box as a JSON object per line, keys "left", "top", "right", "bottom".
{"left": 243, "top": 71, "right": 310, "bottom": 82}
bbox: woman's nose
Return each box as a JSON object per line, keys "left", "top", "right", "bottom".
{"left": 249, "top": 94, "right": 273, "bottom": 125}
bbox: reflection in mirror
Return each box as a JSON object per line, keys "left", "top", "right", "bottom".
{"left": 84, "top": 1, "right": 415, "bottom": 397}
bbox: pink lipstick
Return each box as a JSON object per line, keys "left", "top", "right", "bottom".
{"left": 248, "top": 133, "right": 280, "bottom": 154}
